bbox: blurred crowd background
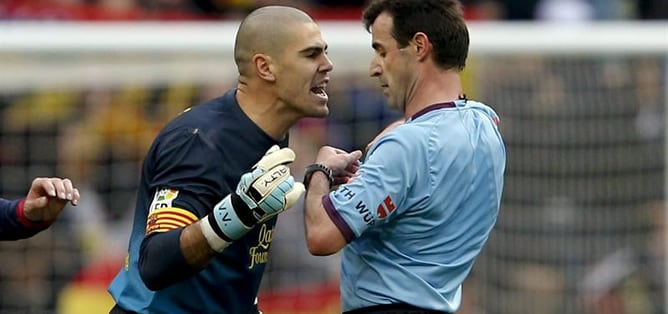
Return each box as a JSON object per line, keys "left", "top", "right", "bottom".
{"left": 0, "top": 1, "right": 666, "bottom": 314}
{"left": 0, "top": 0, "right": 667, "bottom": 21}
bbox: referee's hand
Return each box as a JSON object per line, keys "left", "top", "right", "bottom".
{"left": 314, "top": 146, "right": 363, "bottom": 186}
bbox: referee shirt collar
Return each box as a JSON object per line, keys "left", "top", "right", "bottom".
{"left": 409, "top": 102, "right": 456, "bottom": 121}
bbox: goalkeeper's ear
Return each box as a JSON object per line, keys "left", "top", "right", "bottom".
{"left": 256, "top": 146, "right": 296, "bottom": 171}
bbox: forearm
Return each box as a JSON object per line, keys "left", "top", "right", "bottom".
{"left": 138, "top": 227, "right": 207, "bottom": 290}
{"left": 304, "top": 172, "right": 331, "bottom": 234}
{"left": 181, "top": 221, "right": 217, "bottom": 267}
{"left": 304, "top": 172, "right": 344, "bottom": 255}
{"left": 139, "top": 210, "right": 239, "bottom": 290}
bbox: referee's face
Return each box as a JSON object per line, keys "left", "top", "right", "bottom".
{"left": 369, "top": 12, "right": 414, "bottom": 113}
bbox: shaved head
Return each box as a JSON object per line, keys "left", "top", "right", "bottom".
{"left": 234, "top": 6, "right": 316, "bottom": 76}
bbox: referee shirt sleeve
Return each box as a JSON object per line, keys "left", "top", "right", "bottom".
{"left": 327, "top": 131, "right": 419, "bottom": 238}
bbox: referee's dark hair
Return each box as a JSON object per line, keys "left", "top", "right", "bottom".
{"left": 362, "top": 0, "right": 469, "bottom": 71}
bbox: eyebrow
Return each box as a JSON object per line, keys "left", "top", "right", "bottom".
{"left": 299, "top": 44, "right": 328, "bottom": 54}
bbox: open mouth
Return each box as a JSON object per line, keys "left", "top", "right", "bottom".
{"left": 310, "top": 86, "right": 327, "bottom": 98}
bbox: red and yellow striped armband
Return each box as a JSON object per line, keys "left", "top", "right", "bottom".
{"left": 145, "top": 208, "right": 198, "bottom": 234}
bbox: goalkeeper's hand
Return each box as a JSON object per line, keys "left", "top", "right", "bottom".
{"left": 200, "top": 145, "right": 305, "bottom": 252}
{"left": 236, "top": 145, "right": 305, "bottom": 222}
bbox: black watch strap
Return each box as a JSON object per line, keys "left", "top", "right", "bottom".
{"left": 303, "top": 163, "right": 334, "bottom": 189}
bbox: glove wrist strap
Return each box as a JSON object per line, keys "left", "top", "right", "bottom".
{"left": 202, "top": 194, "right": 254, "bottom": 252}
{"left": 200, "top": 217, "right": 231, "bottom": 253}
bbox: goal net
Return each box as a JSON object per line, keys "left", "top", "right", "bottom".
{"left": 464, "top": 22, "right": 667, "bottom": 314}
{"left": 0, "top": 21, "right": 665, "bottom": 314}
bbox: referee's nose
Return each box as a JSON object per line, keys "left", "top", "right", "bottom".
{"left": 369, "top": 55, "right": 382, "bottom": 77}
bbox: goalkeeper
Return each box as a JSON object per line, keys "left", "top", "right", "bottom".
{"left": 303, "top": 1, "right": 505, "bottom": 313}
{"left": 108, "top": 5, "right": 334, "bottom": 314}
{"left": 0, "top": 177, "right": 80, "bottom": 241}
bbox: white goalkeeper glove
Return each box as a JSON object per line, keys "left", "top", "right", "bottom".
{"left": 200, "top": 145, "right": 305, "bottom": 252}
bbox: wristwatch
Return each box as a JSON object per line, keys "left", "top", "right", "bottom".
{"left": 303, "top": 163, "right": 334, "bottom": 189}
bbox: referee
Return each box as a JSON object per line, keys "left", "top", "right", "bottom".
{"left": 302, "top": 0, "right": 506, "bottom": 313}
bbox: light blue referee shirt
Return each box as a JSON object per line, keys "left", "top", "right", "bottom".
{"left": 323, "top": 100, "right": 506, "bottom": 313}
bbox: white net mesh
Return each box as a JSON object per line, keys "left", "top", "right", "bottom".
{"left": 469, "top": 54, "right": 665, "bottom": 314}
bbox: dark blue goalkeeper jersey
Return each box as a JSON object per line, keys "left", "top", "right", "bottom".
{"left": 108, "top": 89, "right": 287, "bottom": 314}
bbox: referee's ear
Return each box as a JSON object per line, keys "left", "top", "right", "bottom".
{"left": 412, "top": 32, "right": 431, "bottom": 63}
{"left": 252, "top": 54, "right": 276, "bottom": 82}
